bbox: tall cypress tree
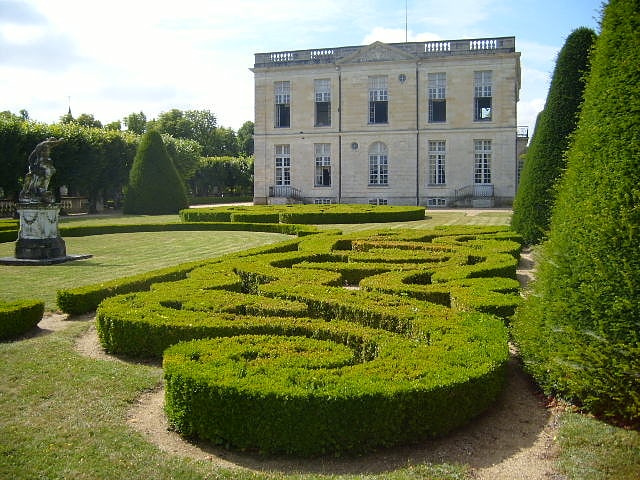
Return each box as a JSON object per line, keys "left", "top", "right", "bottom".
{"left": 511, "top": 27, "right": 596, "bottom": 245}
{"left": 513, "top": 0, "right": 640, "bottom": 424}
{"left": 123, "top": 129, "right": 188, "bottom": 214}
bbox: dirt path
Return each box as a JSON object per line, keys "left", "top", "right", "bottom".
{"left": 42, "top": 247, "right": 564, "bottom": 478}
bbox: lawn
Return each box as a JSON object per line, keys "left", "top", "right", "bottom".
{"left": 1, "top": 208, "right": 638, "bottom": 480}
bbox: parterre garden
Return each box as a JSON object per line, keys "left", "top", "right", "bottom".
{"left": 2, "top": 205, "right": 522, "bottom": 456}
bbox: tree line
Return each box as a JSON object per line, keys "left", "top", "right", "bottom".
{"left": 0, "top": 109, "right": 254, "bottom": 211}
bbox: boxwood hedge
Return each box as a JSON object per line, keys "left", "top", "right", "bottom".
{"left": 0, "top": 299, "right": 44, "bottom": 340}
{"left": 180, "top": 204, "right": 426, "bottom": 224}
{"left": 92, "top": 225, "right": 522, "bottom": 455}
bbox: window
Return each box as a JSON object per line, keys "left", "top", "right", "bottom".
{"left": 274, "top": 81, "right": 290, "bottom": 128}
{"left": 474, "top": 71, "right": 492, "bottom": 121}
{"left": 368, "top": 142, "right": 388, "bottom": 185}
{"left": 427, "top": 198, "right": 447, "bottom": 207}
{"left": 314, "top": 79, "right": 331, "bottom": 127}
{"left": 474, "top": 140, "right": 492, "bottom": 184}
{"left": 314, "top": 198, "right": 333, "bottom": 204}
{"left": 275, "top": 144, "right": 290, "bottom": 185}
{"left": 314, "top": 143, "right": 331, "bottom": 187}
{"left": 428, "top": 140, "right": 446, "bottom": 185}
{"left": 369, "top": 198, "right": 388, "bottom": 205}
{"left": 428, "top": 73, "right": 446, "bottom": 122}
{"left": 368, "top": 76, "right": 388, "bottom": 124}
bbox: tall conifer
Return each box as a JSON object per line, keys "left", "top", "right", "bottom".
{"left": 513, "top": 0, "right": 640, "bottom": 424}
{"left": 511, "top": 27, "right": 596, "bottom": 244}
{"left": 123, "top": 130, "right": 188, "bottom": 214}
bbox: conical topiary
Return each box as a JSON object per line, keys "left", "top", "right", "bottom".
{"left": 123, "top": 130, "right": 188, "bottom": 214}
{"left": 511, "top": 27, "right": 596, "bottom": 245}
{"left": 512, "top": 0, "right": 640, "bottom": 425}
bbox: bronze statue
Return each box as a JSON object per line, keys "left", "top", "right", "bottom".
{"left": 19, "top": 137, "right": 64, "bottom": 203}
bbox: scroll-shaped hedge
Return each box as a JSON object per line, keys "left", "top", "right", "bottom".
{"left": 96, "top": 226, "right": 521, "bottom": 455}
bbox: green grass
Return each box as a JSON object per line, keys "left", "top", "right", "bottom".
{"left": 0, "top": 320, "right": 470, "bottom": 480}
{"left": 0, "top": 230, "right": 291, "bottom": 310}
{"left": 557, "top": 412, "right": 640, "bottom": 480}
{"left": 1, "top": 208, "right": 638, "bottom": 479}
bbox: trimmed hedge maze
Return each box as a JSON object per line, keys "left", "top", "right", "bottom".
{"left": 95, "top": 226, "right": 522, "bottom": 456}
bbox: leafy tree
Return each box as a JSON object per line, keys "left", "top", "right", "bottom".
{"left": 209, "top": 127, "right": 238, "bottom": 157}
{"left": 237, "top": 121, "right": 254, "bottom": 156}
{"left": 123, "top": 111, "right": 147, "bottom": 134}
{"left": 59, "top": 112, "right": 74, "bottom": 124}
{"left": 122, "top": 130, "right": 188, "bottom": 214}
{"left": 189, "top": 156, "right": 253, "bottom": 196}
{"left": 512, "top": 0, "right": 640, "bottom": 425}
{"left": 162, "top": 135, "right": 202, "bottom": 182}
{"left": 75, "top": 113, "right": 103, "bottom": 128}
{"left": 104, "top": 120, "right": 122, "bottom": 131}
{"left": 511, "top": 27, "right": 596, "bottom": 244}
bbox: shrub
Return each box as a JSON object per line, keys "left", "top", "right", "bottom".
{"left": 0, "top": 300, "right": 44, "bottom": 340}
{"left": 123, "top": 130, "right": 188, "bottom": 214}
{"left": 511, "top": 27, "right": 596, "bottom": 245}
{"left": 94, "top": 226, "right": 521, "bottom": 454}
{"left": 180, "top": 204, "right": 426, "bottom": 224}
{"left": 512, "top": 0, "right": 640, "bottom": 425}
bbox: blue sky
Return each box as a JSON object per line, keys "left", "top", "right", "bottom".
{"left": 0, "top": 0, "right": 603, "bottom": 133}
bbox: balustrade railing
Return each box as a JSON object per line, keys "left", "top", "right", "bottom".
{"left": 269, "top": 185, "right": 303, "bottom": 200}
{"left": 255, "top": 37, "right": 516, "bottom": 67}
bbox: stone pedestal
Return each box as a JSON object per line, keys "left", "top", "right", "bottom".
{"left": 14, "top": 203, "right": 66, "bottom": 260}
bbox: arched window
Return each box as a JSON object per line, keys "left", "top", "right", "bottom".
{"left": 368, "top": 142, "right": 388, "bottom": 186}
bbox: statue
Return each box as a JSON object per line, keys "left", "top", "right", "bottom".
{"left": 19, "top": 137, "right": 64, "bottom": 203}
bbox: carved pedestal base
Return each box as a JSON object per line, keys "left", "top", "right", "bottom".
{"left": 14, "top": 203, "right": 66, "bottom": 260}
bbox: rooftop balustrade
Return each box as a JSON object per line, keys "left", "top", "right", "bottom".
{"left": 254, "top": 37, "right": 516, "bottom": 68}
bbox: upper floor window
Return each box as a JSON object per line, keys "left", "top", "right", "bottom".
{"left": 474, "top": 71, "right": 492, "bottom": 121}
{"left": 314, "top": 79, "right": 331, "bottom": 127}
{"left": 274, "top": 81, "right": 290, "bottom": 128}
{"left": 368, "top": 142, "right": 388, "bottom": 185}
{"left": 428, "top": 140, "right": 446, "bottom": 185}
{"left": 428, "top": 73, "right": 446, "bottom": 123}
{"left": 275, "top": 144, "right": 291, "bottom": 185}
{"left": 474, "top": 140, "right": 492, "bottom": 184}
{"left": 368, "top": 76, "right": 388, "bottom": 124}
{"left": 314, "top": 143, "right": 331, "bottom": 187}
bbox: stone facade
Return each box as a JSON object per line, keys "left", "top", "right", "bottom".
{"left": 252, "top": 38, "right": 523, "bottom": 207}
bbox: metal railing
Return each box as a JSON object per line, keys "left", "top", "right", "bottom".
{"left": 454, "top": 184, "right": 494, "bottom": 202}
{"left": 268, "top": 185, "right": 303, "bottom": 200}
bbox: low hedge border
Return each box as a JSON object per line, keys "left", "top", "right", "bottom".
{"left": 0, "top": 221, "right": 319, "bottom": 245}
{"left": 180, "top": 204, "right": 426, "bottom": 224}
{"left": 56, "top": 237, "right": 307, "bottom": 315}
{"left": 0, "top": 299, "right": 44, "bottom": 341}
{"left": 93, "top": 226, "right": 521, "bottom": 455}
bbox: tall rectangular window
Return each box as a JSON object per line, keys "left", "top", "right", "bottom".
{"left": 474, "top": 140, "right": 492, "bottom": 184}
{"left": 428, "top": 73, "right": 446, "bottom": 122}
{"left": 368, "top": 75, "right": 388, "bottom": 124}
{"left": 368, "top": 142, "right": 388, "bottom": 185}
{"left": 274, "top": 81, "right": 290, "bottom": 128}
{"left": 275, "top": 144, "right": 290, "bottom": 185}
{"left": 428, "top": 140, "right": 446, "bottom": 185}
{"left": 474, "top": 71, "right": 492, "bottom": 121}
{"left": 314, "top": 143, "right": 331, "bottom": 186}
{"left": 314, "top": 79, "right": 331, "bottom": 127}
